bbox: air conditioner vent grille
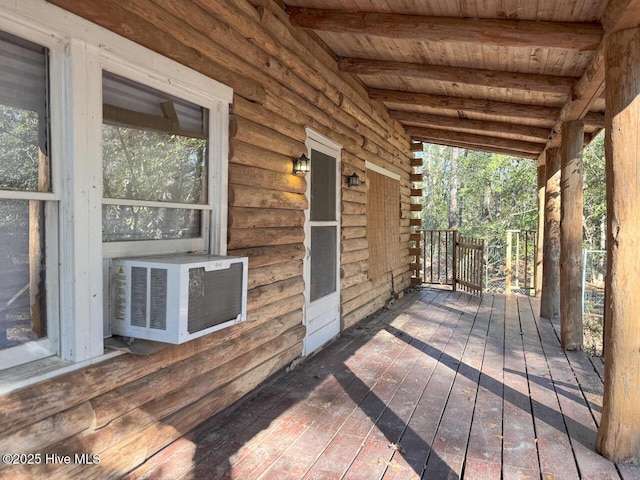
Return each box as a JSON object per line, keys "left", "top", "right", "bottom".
{"left": 188, "top": 262, "right": 243, "bottom": 333}
{"left": 130, "top": 266, "right": 148, "bottom": 327}
{"left": 150, "top": 268, "right": 168, "bottom": 330}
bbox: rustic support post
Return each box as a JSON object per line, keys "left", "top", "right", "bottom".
{"left": 559, "top": 120, "right": 584, "bottom": 350}
{"left": 596, "top": 26, "right": 640, "bottom": 464}
{"left": 540, "top": 148, "right": 561, "bottom": 319}
{"left": 451, "top": 230, "right": 458, "bottom": 291}
{"left": 505, "top": 230, "right": 512, "bottom": 294}
{"left": 536, "top": 160, "right": 545, "bottom": 296}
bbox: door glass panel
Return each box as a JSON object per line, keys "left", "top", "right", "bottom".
{"left": 310, "top": 149, "right": 336, "bottom": 221}
{"left": 310, "top": 226, "right": 336, "bottom": 302}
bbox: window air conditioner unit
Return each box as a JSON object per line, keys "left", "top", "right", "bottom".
{"left": 111, "top": 255, "right": 248, "bottom": 344}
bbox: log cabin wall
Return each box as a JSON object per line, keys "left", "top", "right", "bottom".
{"left": 0, "top": 0, "right": 412, "bottom": 477}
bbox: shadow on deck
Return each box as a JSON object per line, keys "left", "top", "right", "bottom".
{"left": 126, "top": 288, "right": 640, "bottom": 480}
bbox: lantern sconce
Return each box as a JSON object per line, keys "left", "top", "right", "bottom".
{"left": 293, "top": 153, "right": 310, "bottom": 175}
{"left": 347, "top": 172, "right": 360, "bottom": 187}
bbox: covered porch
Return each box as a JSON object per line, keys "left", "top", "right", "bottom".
{"left": 128, "top": 288, "right": 638, "bottom": 479}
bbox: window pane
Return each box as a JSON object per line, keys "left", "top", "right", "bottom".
{"left": 310, "top": 149, "right": 336, "bottom": 221}
{"left": 102, "top": 72, "right": 207, "bottom": 205}
{"left": 0, "top": 200, "right": 47, "bottom": 350}
{"left": 103, "top": 125, "right": 207, "bottom": 203}
{"left": 102, "top": 205, "right": 201, "bottom": 242}
{"left": 0, "top": 31, "right": 50, "bottom": 192}
{"left": 310, "top": 226, "right": 337, "bottom": 302}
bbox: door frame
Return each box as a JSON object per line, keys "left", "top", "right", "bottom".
{"left": 303, "top": 129, "right": 342, "bottom": 356}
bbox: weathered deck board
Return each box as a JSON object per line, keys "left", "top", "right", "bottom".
{"left": 518, "top": 296, "right": 581, "bottom": 479}
{"left": 422, "top": 293, "right": 490, "bottom": 478}
{"left": 530, "top": 298, "right": 621, "bottom": 479}
{"left": 465, "top": 294, "right": 504, "bottom": 480}
{"left": 502, "top": 294, "right": 541, "bottom": 478}
{"left": 126, "top": 289, "right": 626, "bottom": 480}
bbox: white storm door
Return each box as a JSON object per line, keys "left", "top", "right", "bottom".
{"left": 303, "top": 134, "right": 341, "bottom": 356}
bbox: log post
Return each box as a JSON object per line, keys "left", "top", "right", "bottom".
{"left": 536, "top": 159, "right": 545, "bottom": 296}
{"left": 540, "top": 147, "right": 561, "bottom": 319}
{"left": 451, "top": 230, "right": 458, "bottom": 291}
{"left": 596, "top": 26, "right": 640, "bottom": 464}
{"left": 559, "top": 120, "right": 584, "bottom": 350}
{"left": 505, "top": 230, "right": 512, "bottom": 294}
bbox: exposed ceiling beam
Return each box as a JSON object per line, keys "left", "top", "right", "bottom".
{"left": 369, "top": 88, "right": 560, "bottom": 121}
{"left": 286, "top": 7, "right": 603, "bottom": 51}
{"left": 389, "top": 110, "right": 550, "bottom": 143}
{"left": 537, "top": 0, "right": 640, "bottom": 161}
{"left": 405, "top": 126, "right": 543, "bottom": 155}
{"left": 601, "top": 0, "right": 640, "bottom": 32}
{"left": 338, "top": 58, "right": 576, "bottom": 95}
{"left": 584, "top": 111, "right": 605, "bottom": 128}
{"left": 409, "top": 135, "right": 539, "bottom": 159}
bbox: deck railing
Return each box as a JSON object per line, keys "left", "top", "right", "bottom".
{"left": 421, "top": 229, "right": 455, "bottom": 286}
{"left": 505, "top": 229, "right": 537, "bottom": 295}
{"left": 419, "top": 229, "right": 485, "bottom": 295}
{"left": 455, "top": 234, "right": 485, "bottom": 296}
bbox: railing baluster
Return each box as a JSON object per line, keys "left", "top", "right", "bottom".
{"left": 445, "top": 231, "right": 449, "bottom": 284}
{"left": 524, "top": 231, "right": 529, "bottom": 289}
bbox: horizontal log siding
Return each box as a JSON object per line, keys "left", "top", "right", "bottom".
{"left": 0, "top": 0, "right": 412, "bottom": 476}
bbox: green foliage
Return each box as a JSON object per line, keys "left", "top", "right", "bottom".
{"left": 583, "top": 131, "right": 605, "bottom": 249}
{"left": 0, "top": 104, "right": 42, "bottom": 191}
{"left": 0, "top": 104, "right": 46, "bottom": 234}
{"left": 417, "top": 144, "right": 537, "bottom": 283}
{"left": 103, "top": 125, "right": 206, "bottom": 203}
{"left": 102, "top": 125, "right": 207, "bottom": 241}
{"left": 418, "top": 144, "right": 537, "bottom": 241}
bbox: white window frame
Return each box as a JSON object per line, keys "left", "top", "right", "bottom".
{"left": 99, "top": 57, "right": 229, "bottom": 259}
{"left": 0, "top": 19, "right": 63, "bottom": 369}
{"left": 0, "top": 0, "right": 232, "bottom": 376}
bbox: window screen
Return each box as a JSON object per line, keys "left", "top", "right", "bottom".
{"left": 0, "top": 31, "right": 49, "bottom": 350}
{"left": 310, "top": 226, "right": 337, "bottom": 301}
{"left": 310, "top": 149, "right": 336, "bottom": 221}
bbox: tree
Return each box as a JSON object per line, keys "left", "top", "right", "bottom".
{"left": 583, "top": 131, "right": 606, "bottom": 250}
{"left": 102, "top": 124, "right": 207, "bottom": 242}
{"left": 448, "top": 148, "right": 459, "bottom": 229}
{"left": 417, "top": 144, "right": 537, "bottom": 290}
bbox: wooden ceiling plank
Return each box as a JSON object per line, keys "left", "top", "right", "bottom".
{"left": 536, "top": 79, "right": 604, "bottom": 150}
{"left": 286, "top": 7, "right": 603, "bottom": 51}
{"left": 369, "top": 88, "right": 560, "bottom": 121}
{"left": 405, "top": 125, "right": 544, "bottom": 154}
{"left": 338, "top": 57, "right": 576, "bottom": 95}
{"left": 388, "top": 109, "right": 551, "bottom": 142}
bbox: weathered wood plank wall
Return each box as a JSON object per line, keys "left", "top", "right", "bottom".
{"left": 0, "top": 0, "right": 412, "bottom": 477}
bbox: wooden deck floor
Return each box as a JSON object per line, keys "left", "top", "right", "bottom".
{"left": 127, "top": 288, "right": 640, "bottom": 480}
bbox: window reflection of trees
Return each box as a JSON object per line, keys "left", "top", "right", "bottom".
{"left": 0, "top": 100, "right": 48, "bottom": 348}
{"left": 102, "top": 124, "right": 207, "bottom": 242}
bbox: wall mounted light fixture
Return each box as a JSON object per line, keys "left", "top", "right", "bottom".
{"left": 293, "top": 153, "right": 310, "bottom": 175}
{"left": 347, "top": 172, "right": 360, "bottom": 187}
